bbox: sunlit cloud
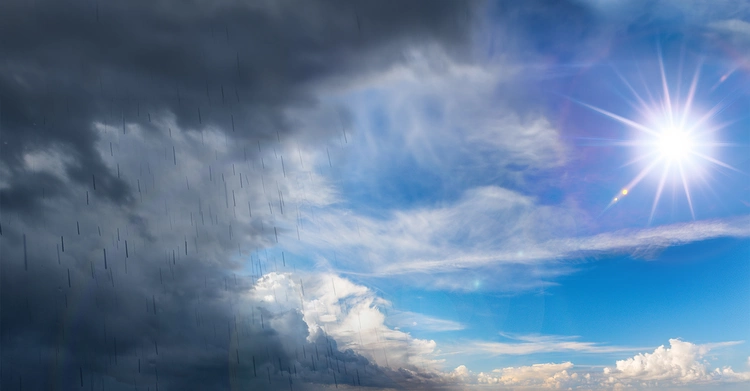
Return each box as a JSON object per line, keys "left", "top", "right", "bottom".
{"left": 604, "top": 339, "right": 748, "bottom": 386}
{"left": 248, "top": 272, "right": 448, "bottom": 371}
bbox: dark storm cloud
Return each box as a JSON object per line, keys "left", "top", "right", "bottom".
{"left": 0, "top": 171, "right": 65, "bottom": 214}
{"left": 0, "top": 0, "right": 476, "bottom": 390}
{"left": 0, "top": 0, "right": 473, "bottom": 210}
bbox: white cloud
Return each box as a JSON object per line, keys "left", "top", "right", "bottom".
{"left": 445, "top": 361, "right": 590, "bottom": 389}
{"left": 607, "top": 338, "right": 715, "bottom": 382}
{"left": 290, "top": 185, "right": 581, "bottom": 290}
{"left": 715, "top": 366, "right": 750, "bottom": 382}
{"left": 322, "top": 44, "right": 567, "bottom": 188}
{"left": 386, "top": 310, "right": 465, "bottom": 332}
{"left": 248, "top": 272, "right": 448, "bottom": 371}
{"left": 546, "top": 216, "right": 750, "bottom": 258}
{"left": 385, "top": 214, "right": 750, "bottom": 276}
{"left": 484, "top": 362, "right": 575, "bottom": 388}
{"left": 440, "top": 339, "right": 750, "bottom": 390}
{"left": 241, "top": 273, "right": 750, "bottom": 391}
{"left": 450, "top": 333, "right": 643, "bottom": 356}
{"left": 604, "top": 339, "right": 749, "bottom": 387}
{"left": 290, "top": 176, "right": 750, "bottom": 290}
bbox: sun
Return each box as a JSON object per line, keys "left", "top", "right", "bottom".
{"left": 657, "top": 127, "right": 694, "bottom": 161}
{"left": 574, "top": 51, "right": 738, "bottom": 224}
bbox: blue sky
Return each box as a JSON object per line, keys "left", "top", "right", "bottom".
{"left": 272, "top": 0, "right": 750, "bottom": 388}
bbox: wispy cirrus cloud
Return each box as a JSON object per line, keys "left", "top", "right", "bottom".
{"left": 445, "top": 333, "right": 647, "bottom": 357}
{"left": 386, "top": 310, "right": 466, "bottom": 332}
{"left": 290, "top": 176, "right": 750, "bottom": 290}
{"left": 386, "top": 213, "right": 750, "bottom": 275}
{"left": 318, "top": 43, "right": 569, "bottom": 204}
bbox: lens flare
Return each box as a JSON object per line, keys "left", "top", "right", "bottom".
{"left": 575, "top": 51, "right": 739, "bottom": 224}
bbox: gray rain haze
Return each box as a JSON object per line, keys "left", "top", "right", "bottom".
{"left": 0, "top": 0, "right": 477, "bottom": 389}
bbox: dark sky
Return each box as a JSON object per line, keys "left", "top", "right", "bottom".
{"left": 0, "top": 0, "right": 476, "bottom": 389}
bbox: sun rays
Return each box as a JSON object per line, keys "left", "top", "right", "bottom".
{"left": 578, "top": 50, "right": 739, "bottom": 224}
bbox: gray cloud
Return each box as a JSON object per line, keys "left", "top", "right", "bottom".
{"left": 0, "top": 0, "right": 476, "bottom": 390}
{"left": 0, "top": 0, "right": 474, "bottom": 212}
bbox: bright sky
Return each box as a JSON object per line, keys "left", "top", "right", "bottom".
{"left": 272, "top": 1, "right": 750, "bottom": 388}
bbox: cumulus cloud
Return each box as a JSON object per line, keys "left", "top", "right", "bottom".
{"left": 603, "top": 339, "right": 750, "bottom": 387}
{"left": 444, "top": 361, "right": 593, "bottom": 390}
{"left": 483, "top": 362, "right": 576, "bottom": 388}
{"left": 249, "top": 272, "right": 447, "bottom": 372}
{"left": 441, "top": 339, "right": 750, "bottom": 390}
{"left": 606, "top": 339, "right": 717, "bottom": 382}
{"left": 239, "top": 271, "right": 494, "bottom": 390}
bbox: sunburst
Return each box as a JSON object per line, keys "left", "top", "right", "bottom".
{"left": 576, "top": 50, "right": 739, "bottom": 224}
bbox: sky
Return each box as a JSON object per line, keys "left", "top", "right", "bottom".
{"left": 0, "top": 0, "right": 749, "bottom": 390}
